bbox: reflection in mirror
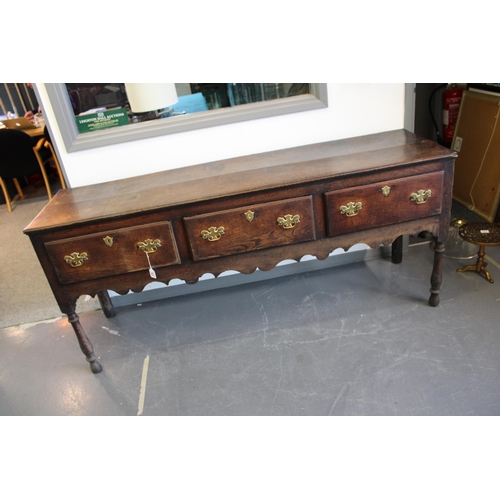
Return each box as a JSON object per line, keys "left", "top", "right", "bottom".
{"left": 65, "top": 83, "right": 311, "bottom": 124}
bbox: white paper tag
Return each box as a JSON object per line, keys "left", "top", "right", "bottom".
{"left": 145, "top": 252, "right": 157, "bottom": 279}
{"left": 480, "top": 230, "right": 490, "bottom": 234}
{"left": 453, "top": 136, "right": 463, "bottom": 152}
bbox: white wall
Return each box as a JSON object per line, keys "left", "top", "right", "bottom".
{"left": 37, "top": 83, "right": 405, "bottom": 188}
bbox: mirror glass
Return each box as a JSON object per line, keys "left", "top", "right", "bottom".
{"left": 65, "top": 83, "right": 311, "bottom": 126}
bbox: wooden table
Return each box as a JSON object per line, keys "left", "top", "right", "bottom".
{"left": 23, "top": 126, "right": 45, "bottom": 138}
{"left": 457, "top": 221, "right": 500, "bottom": 283}
{"left": 24, "top": 130, "right": 456, "bottom": 373}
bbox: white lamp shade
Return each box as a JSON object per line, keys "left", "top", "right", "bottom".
{"left": 125, "top": 83, "right": 178, "bottom": 112}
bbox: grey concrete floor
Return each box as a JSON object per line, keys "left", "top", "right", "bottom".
{"left": 1, "top": 239, "right": 499, "bottom": 416}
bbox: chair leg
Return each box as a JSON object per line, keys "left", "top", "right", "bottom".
{"left": 13, "top": 178, "right": 24, "bottom": 198}
{"left": 0, "top": 177, "right": 13, "bottom": 212}
{"left": 54, "top": 161, "right": 67, "bottom": 190}
{"left": 38, "top": 163, "right": 52, "bottom": 200}
{"left": 33, "top": 142, "right": 53, "bottom": 200}
{"left": 46, "top": 141, "right": 67, "bottom": 189}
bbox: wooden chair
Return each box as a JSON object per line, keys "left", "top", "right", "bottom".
{"left": 0, "top": 128, "right": 54, "bottom": 211}
{"left": 33, "top": 127, "right": 67, "bottom": 190}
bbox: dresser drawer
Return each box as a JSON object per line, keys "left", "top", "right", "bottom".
{"left": 184, "top": 196, "right": 316, "bottom": 261}
{"left": 45, "top": 221, "right": 180, "bottom": 284}
{"left": 325, "top": 171, "right": 444, "bottom": 236}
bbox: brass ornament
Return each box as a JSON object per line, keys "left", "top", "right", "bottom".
{"left": 410, "top": 189, "right": 432, "bottom": 204}
{"left": 201, "top": 226, "right": 225, "bottom": 241}
{"left": 103, "top": 236, "right": 114, "bottom": 247}
{"left": 340, "top": 201, "right": 363, "bottom": 217}
{"left": 137, "top": 238, "right": 162, "bottom": 253}
{"left": 450, "top": 218, "right": 467, "bottom": 228}
{"left": 277, "top": 214, "right": 300, "bottom": 229}
{"left": 245, "top": 210, "right": 255, "bottom": 222}
{"left": 64, "top": 252, "right": 88, "bottom": 267}
{"left": 380, "top": 185, "right": 391, "bottom": 197}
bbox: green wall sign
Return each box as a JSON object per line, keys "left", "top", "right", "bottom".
{"left": 76, "top": 108, "right": 130, "bottom": 133}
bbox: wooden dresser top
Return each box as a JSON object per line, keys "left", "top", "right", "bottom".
{"left": 25, "top": 130, "right": 454, "bottom": 233}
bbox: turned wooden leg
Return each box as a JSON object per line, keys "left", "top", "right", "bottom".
{"left": 391, "top": 235, "right": 403, "bottom": 264}
{"left": 429, "top": 239, "right": 445, "bottom": 307}
{"left": 97, "top": 290, "right": 116, "bottom": 318}
{"left": 67, "top": 311, "right": 102, "bottom": 373}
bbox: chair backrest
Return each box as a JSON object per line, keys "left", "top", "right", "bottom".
{"left": 0, "top": 128, "right": 40, "bottom": 179}
{"left": 41, "top": 127, "right": 67, "bottom": 190}
{"left": 44, "top": 125, "right": 53, "bottom": 144}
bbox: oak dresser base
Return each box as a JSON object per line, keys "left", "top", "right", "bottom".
{"left": 24, "top": 130, "right": 455, "bottom": 373}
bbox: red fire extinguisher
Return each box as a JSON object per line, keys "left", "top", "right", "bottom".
{"left": 442, "top": 84, "right": 464, "bottom": 144}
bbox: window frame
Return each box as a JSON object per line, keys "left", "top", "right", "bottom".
{"left": 41, "top": 83, "right": 328, "bottom": 152}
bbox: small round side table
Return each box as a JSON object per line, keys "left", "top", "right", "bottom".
{"left": 457, "top": 222, "right": 500, "bottom": 283}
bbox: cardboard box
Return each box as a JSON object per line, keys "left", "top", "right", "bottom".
{"left": 452, "top": 90, "right": 500, "bottom": 221}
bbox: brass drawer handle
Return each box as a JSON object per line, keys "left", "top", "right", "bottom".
{"left": 410, "top": 189, "right": 432, "bottom": 204}
{"left": 277, "top": 214, "right": 300, "bottom": 229}
{"left": 137, "top": 238, "right": 162, "bottom": 253}
{"left": 340, "top": 201, "right": 362, "bottom": 217}
{"left": 64, "top": 252, "right": 88, "bottom": 267}
{"left": 201, "top": 226, "right": 225, "bottom": 241}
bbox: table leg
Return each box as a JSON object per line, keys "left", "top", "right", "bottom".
{"left": 391, "top": 235, "right": 403, "bottom": 264}
{"left": 97, "top": 290, "right": 117, "bottom": 318}
{"left": 429, "top": 240, "right": 444, "bottom": 307}
{"left": 457, "top": 245, "right": 494, "bottom": 283}
{"left": 67, "top": 311, "right": 102, "bottom": 373}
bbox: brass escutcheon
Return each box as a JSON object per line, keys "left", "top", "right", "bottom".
{"left": 340, "top": 201, "right": 362, "bottom": 217}
{"left": 201, "top": 226, "right": 225, "bottom": 241}
{"left": 380, "top": 185, "right": 391, "bottom": 197}
{"left": 410, "top": 189, "right": 432, "bottom": 204}
{"left": 245, "top": 210, "right": 255, "bottom": 222}
{"left": 277, "top": 214, "right": 300, "bottom": 229}
{"left": 137, "top": 238, "right": 162, "bottom": 253}
{"left": 64, "top": 252, "right": 88, "bottom": 267}
{"left": 103, "top": 236, "right": 114, "bottom": 247}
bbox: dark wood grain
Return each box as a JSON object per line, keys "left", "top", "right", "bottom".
{"left": 325, "top": 171, "right": 444, "bottom": 236}
{"left": 184, "top": 196, "right": 315, "bottom": 261}
{"left": 24, "top": 130, "right": 454, "bottom": 232}
{"left": 44, "top": 221, "right": 180, "bottom": 284}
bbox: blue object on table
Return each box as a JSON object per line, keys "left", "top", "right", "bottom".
{"left": 172, "top": 93, "right": 209, "bottom": 115}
